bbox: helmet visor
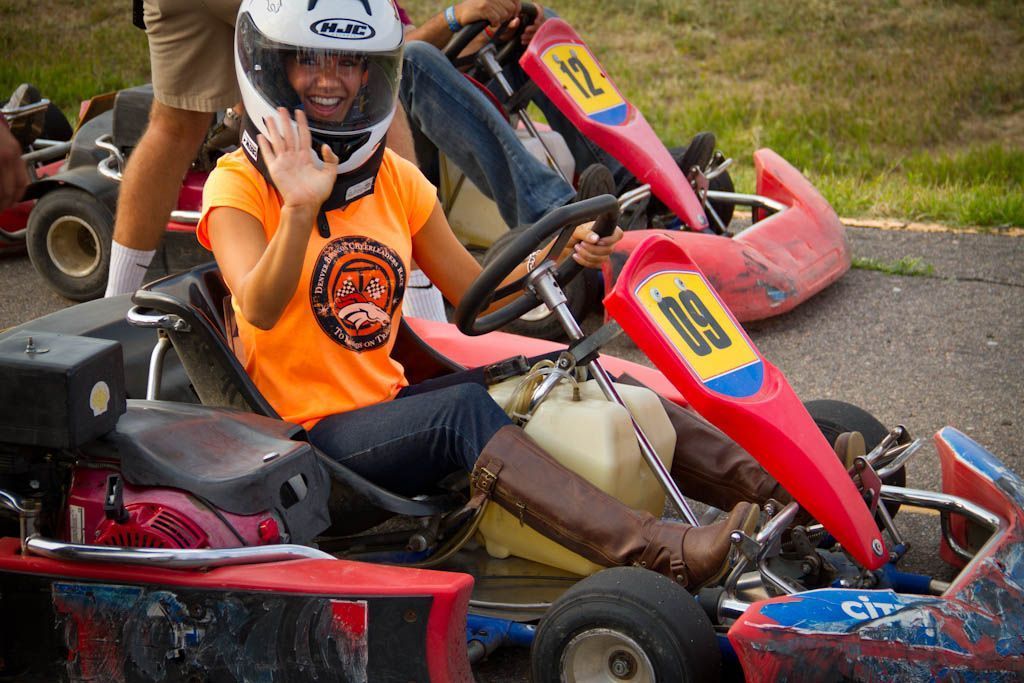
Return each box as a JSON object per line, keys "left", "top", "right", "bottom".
{"left": 237, "top": 12, "right": 401, "bottom": 135}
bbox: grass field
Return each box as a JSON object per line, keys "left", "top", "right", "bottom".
{"left": 3, "top": 0, "right": 1021, "bottom": 228}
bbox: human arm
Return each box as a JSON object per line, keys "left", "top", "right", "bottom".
{"left": 411, "top": 200, "right": 622, "bottom": 311}
{"left": 406, "top": 0, "right": 521, "bottom": 48}
{"left": 206, "top": 108, "right": 339, "bottom": 329}
{"left": 0, "top": 119, "right": 28, "bottom": 211}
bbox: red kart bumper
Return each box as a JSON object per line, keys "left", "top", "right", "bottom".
{"left": 606, "top": 149, "right": 851, "bottom": 322}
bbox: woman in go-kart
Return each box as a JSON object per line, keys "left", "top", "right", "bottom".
{"left": 199, "top": 0, "right": 763, "bottom": 589}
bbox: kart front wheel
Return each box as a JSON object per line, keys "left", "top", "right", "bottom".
{"left": 26, "top": 188, "right": 113, "bottom": 301}
{"left": 805, "top": 399, "right": 906, "bottom": 516}
{"left": 531, "top": 566, "right": 720, "bottom": 683}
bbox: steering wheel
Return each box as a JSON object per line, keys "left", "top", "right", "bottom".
{"left": 442, "top": 2, "right": 540, "bottom": 75}
{"left": 455, "top": 194, "right": 620, "bottom": 336}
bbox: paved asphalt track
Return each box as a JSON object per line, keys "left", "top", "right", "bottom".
{"left": 0, "top": 225, "right": 1021, "bottom": 681}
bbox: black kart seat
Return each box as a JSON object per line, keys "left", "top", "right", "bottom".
{"left": 129, "top": 263, "right": 447, "bottom": 521}
{"left": 132, "top": 262, "right": 277, "bottom": 416}
{"left": 113, "top": 400, "right": 330, "bottom": 544}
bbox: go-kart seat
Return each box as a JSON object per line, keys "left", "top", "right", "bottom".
{"left": 130, "top": 262, "right": 459, "bottom": 524}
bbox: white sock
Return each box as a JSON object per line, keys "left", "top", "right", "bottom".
{"left": 105, "top": 241, "right": 156, "bottom": 298}
{"left": 403, "top": 269, "right": 448, "bottom": 322}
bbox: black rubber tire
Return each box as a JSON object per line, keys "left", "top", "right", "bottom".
{"left": 26, "top": 188, "right": 113, "bottom": 301}
{"left": 805, "top": 399, "right": 906, "bottom": 516}
{"left": 480, "top": 226, "right": 589, "bottom": 341}
{"left": 532, "top": 567, "right": 721, "bottom": 683}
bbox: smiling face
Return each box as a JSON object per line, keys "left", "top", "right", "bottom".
{"left": 285, "top": 51, "right": 367, "bottom": 126}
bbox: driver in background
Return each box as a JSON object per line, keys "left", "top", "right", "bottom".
{"left": 0, "top": 119, "right": 28, "bottom": 210}
{"left": 199, "top": 0, "right": 759, "bottom": 591}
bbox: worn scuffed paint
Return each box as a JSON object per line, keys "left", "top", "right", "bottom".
{"left": 50, "top": 582, "right": 391, "bottom": 682}
{"left": 730, "top": 430, "right": 1024, "bottom": 681}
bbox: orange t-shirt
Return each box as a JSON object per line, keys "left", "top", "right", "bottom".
{"left": 198, "top": 148, "right": 437, "bottom": 429}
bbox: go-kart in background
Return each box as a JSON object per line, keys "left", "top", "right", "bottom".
{"left": 2, "top": 0, "right": 1021, "bottom": 229}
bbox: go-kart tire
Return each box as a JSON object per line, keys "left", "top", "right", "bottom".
{"left": 26, "top": 188, "right": 113, "bottom": 301}
{"left": 531, "top": 566, "right": 720, "bottom": 683}
{"left": 805, "top": 399, "right": 906, "bottom": 517}
{"left": 480, "top": 226, "right": 589, "bottom": 341}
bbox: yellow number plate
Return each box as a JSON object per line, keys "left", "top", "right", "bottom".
{"left": 540, "top": 43, "right": 625, "bottom": 117}
{"left": 635, "top": 271, "right": 759, "bottom": 384}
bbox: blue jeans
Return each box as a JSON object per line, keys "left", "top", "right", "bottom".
{"left": 307, "top": 382, "right": 512, "bottom": 498}
{"left": 400, "top": 40, "right": 576, "bottom": 228}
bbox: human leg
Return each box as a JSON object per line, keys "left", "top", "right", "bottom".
{"left": 616, "top": 373, "right": 787, "bottom": 509}
{"left": 106, "top": 0, "right": 239, "bottom": 297}
{"left": 308, "top": 383, "right": 511, "bottom": 498}
{"left": 471, "top": 426, "right": 759, "bottom": 588}
{"left": 400, "top": 41, "right": 575, "bottom": 228}
{"left": 105, "top": 102, "right": 212, "bottom": 296}
{"left": 312, "top": 379, "right": 758, "bottom": 588}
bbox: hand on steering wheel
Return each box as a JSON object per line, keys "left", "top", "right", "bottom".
{"left": 455, "top": 194, "right": 620, "bottom": 336}
{"left": 443, "top": 2, "right": 540, "bottom": 69}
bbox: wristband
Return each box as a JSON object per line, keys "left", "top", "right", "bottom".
{"left": 444, "top": 5, "right": 461, "bottom": 32}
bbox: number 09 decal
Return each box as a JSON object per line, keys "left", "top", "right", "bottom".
{"left": 635, "top": 271, "right": 764, "bottom": 398}
{"left": 540, "top": 43, "right": 627, "bottom": 125}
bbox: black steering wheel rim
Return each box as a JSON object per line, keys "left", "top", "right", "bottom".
{"left": 455, "top": 194, "right": 620, "bottom": 336}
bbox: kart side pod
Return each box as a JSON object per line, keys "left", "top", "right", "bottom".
{"left": 604, "top": 235, "right": 887, "bottom": 570}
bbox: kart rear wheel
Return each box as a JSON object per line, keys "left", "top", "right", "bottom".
{"left": 480, "top": 226, "right": 590, "bottom": 341}
{"left": 26, "top": 188, "right": 113, "bottom": 301}
{"left": 805, "top": 399, "right": 906, "bottom": 516}
{"left": 531, "top": 566, "right": 720, "bottom": 683}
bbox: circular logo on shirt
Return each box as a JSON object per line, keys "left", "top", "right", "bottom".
{"left": 310, "top": 237, "right": 406, "bottom": 352}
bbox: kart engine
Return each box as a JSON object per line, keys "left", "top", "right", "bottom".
{"left": 0, "top": 331, "right": 328, "bottom": 550}
{"left": 62, "top": 468, "right": 285, "bottom": 549}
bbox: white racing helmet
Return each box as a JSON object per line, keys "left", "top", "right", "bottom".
{"left": 235, "top": 0, "right": 404, "bottom": 178}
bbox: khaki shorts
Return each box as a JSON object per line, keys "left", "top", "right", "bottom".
{"left": 143, "top": 0, "right": 241, "bottom": 112}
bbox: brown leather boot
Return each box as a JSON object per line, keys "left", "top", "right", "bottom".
{"left": 471, "top": 426, "right": 759, "bottom": 588}
{"left": 617, "top": 374, "right": 789, "bottom": 508}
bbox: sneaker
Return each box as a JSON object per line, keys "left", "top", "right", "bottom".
{"left": 574, "top": 163, "right": 615, "bottom": 203}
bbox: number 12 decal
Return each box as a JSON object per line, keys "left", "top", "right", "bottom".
{"left": 553, "top": 51, "right": 605, "bottom": 99}
{"left": 540, "top": 43, "right": 625, "bottom": 120}
{"left": 636, "top": 270, "right": 763, "bottom": 397}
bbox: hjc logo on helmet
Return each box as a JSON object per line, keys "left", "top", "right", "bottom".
{"left": 310, "top": 18, "right": 376, "bottom": 40}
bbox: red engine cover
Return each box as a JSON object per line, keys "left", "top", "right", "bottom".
{"left": 94, "top": 503, "right": 209, "bottom": 549}
{"left": 63, "top": 467, "right": 281, "bottom": 548}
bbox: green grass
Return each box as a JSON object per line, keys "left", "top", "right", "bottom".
{"left": 3, "top": 0, "right": 1022, "bottom": 227}
{"left": 851, "top": 256, "right": 935, "bottom": 277}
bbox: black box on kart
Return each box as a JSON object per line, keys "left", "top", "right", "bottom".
{"left": 112, "top": 84, "right": 154, "bottom": 152}
{"left": 0, "top": 332, "right": 126, "bottom": 449}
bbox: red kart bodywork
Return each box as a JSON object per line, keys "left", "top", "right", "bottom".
{"left": 0, "top": 536, "right": 473, "bottom": 681}
{"left": 608, "top": 150, "right": 851, "bottom": 322}
{"left": 521, "top": 19, "right": 851, "bottom": 323}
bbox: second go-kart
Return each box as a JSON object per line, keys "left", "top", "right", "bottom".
{"left": 1, "top": 196, "right": 1020, "bottom": 681}
{"left": 17, "top": 84, "right": 223, "bottom": 301}
{"left": 442, "top": 8, "right": 851, "bottom": 339}
{"left": 0, "top": 84, "right": 74, "bottom": 254}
